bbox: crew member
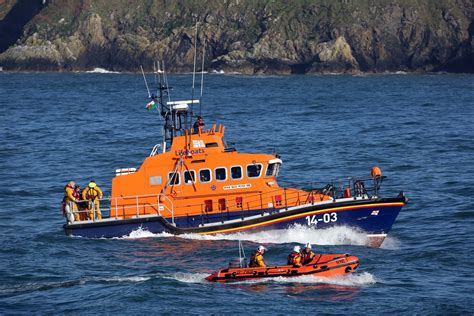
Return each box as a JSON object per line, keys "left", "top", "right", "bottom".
{"left": 301, "top": 243, "right": 316, "bottom": 265}
{"left": 82, "top": 180, "right": 103, "bottom": 220}
{"left": 193, "top": 115, "right": 204, "bottom": 134}
{"left": 249, "top": 245, "right": 266, "bottom": 267}
{"left": 74, "top": 185, "right": 87, "bottom": 221}
{"left": 287, "top": 245, "right": 302, "bottom": 267}
{"left": 63, "top": 181, "right": 79, "bottom": 223}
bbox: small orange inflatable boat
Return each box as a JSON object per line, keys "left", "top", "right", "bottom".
{"left": 205, "top": 253, "right": 359, "bottom": 282}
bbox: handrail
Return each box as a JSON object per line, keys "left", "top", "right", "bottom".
{"left": 66, "top": 176, "right": 383, "bottom": 225}
{"left": 69, "top": 193, "right": 175, "bottom": 225}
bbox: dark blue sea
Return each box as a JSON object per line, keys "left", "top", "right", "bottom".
{"left": 1, "top": 71, "right": 473, "bottom": 314}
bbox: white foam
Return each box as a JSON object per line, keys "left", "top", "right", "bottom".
{"left": 177, "top": 225, "right": 368, "bottom": 246}
{"left": 167, "top": 271, "right": 376, "bottom": 287}
{"left": 86, "top": 67, "right": 120, "bottom": 74}
{"left": 234, "top": 271, "right": 376, "bottom": 287}
{"left": 165, "top": 272, "right": 209, "bottom": 284}
{"left": 102, "top": 276, "right": 151, "bottom": 283}
{"left": 116, "top": 227, "right": 173, "bottom": 239}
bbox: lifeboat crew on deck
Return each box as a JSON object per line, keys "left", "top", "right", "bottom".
{"left": 287, "top": 245, "right": 302, "bottom": 267}
{"left": 73, "top": 185, "right": 87, "bottom": 221}
{"left": 82, "top": 180, "right": 103, "bottom": 220}
{"left": 193, "top": 115, "right": 205, "bottom": 134}
{"left": 63, "top": 181, "right": 79, "bottom": 223}
{"left": 249, "top": 245, "right": 267, "bottom": 267}
{"left": 301, "top": 243, "right": 316, "bottom": 265}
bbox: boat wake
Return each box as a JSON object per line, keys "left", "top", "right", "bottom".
{"left": 166, "top": 271, "right": 376, "bottom": 287}
{"left": 85, "top": 67, "right": 120, "bottom": 74}
{"left": 117, "top": 225, "right": 399, "bottom": 248}
{"left": 178, "top": 225, "right": 369, "bottom": 246}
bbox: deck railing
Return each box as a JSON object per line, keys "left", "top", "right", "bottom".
{"left": 69, "top": 193, "right": 175, "bottom": 224}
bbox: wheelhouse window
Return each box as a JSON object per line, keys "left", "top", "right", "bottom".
{"left": 199, "top": 169, "right": 211, "bottom": 183}
{"left": 247, "top": 164, "right": 263, "bottom": 178}
{"left": 265, "top": 162, "right": 281, "bottom": 177}
{"left": 215, "top": 167, "right": 227, "bottom": 181}
{"left": 230, "top": 166, "right": 242, "bottom": 180}
{"left": 184, "top": 170, "right": 196, "bottom": 184}
{"left": 168, "top": 172, "right": 180, "bottom": 185}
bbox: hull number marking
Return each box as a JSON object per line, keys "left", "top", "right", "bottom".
{"left": 305, "top": 212, "right": 337, "bottom": 226}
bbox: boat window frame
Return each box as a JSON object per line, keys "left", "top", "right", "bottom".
{"left": 214, "top": 167, "right": 227, "bottom": 182}
{"left": 199, "top": 168, "right": 212, "bottom": 183}
{"left": 230, "top": 165, "right": 243, "bottom": 180}
{"left": 265, "top": 162, "right": 281, "bottom": 178}
{"left": 246, "top": 163, "right": 263, "bottom": 179}
{"left": 183, "top": 169, "right": 196, "bottom": 185}
{"left": 167, "top": 171, "right": 180, "bottom": 186}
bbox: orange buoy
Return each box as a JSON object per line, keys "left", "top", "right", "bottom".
{"left": 159, "top": 195, "right": 166, "bottom": 203}
{"left": 371, "top": 166, "right": 382, "bottom": 177}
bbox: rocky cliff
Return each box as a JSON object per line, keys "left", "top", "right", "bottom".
{"left": 0, "top": 0, "right": 473, "bottom": 73}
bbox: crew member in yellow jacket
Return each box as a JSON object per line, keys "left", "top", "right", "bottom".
{"left": 82, "top": 180, "right": 103, "bottom": 220}
{"left": 64, "top": 181, "right": 79, "bottom": 222}
{"left": 249, "top": 245, "right": 267, "bottom": 267}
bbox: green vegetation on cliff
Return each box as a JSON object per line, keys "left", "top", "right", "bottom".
{"left": 0, "top": 0, "right": 472, "bottom": 73}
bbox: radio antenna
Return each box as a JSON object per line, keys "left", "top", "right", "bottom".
{"left": 199, "top": 40, "right": 205, "bottom": 116}
{"left": 140, "top": 65, "right": 151, "bottom": 98}
{"left": 190, "top": 20, "right": 198, "bottom": 128}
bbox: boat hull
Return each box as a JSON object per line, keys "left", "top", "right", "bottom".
{"left": 205, "top": 253, "right": 359, "bottom": 282}
{"left": 64, "top": 196, "right": 406, "bottom": 245}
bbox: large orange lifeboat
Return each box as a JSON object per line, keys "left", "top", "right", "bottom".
{"left": 205, "top": 253, "right": 359, "bottom": 282}
{"left": 62, "top": 63, "right": 407, "bottom": 247}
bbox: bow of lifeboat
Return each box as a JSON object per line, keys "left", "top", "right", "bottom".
{"left": 205, "top": 253, "right": 359, "bottom": 282}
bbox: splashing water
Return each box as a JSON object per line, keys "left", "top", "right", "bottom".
{"left": 166, "top": 271, "right": 376, "bottom": 287}
{"left": 177, "top": 225, "right": 369, "bottom": 246}
{"left": 115, "top": 225, "right": 371, "bottom": 246}
{"left": 117, "top": 227, "right": 173, "bottom": 239}
{"left": 164, "top": 272, "right": 210, "bottom": 284}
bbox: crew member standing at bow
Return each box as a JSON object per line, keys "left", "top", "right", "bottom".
{"left": 301, "top": 243, "right": 316, "bottom": 265}
{"left": 287, "top": 245, "right": 302, "bottom": 267}
{"left": 63, "top": 181, "right": 79, "bottom": 223}
{"left": 82, "top": 180, "right": 103, "bottom": 220}
{"left": 249, "top": 245, "right": 267, "bottom": 267}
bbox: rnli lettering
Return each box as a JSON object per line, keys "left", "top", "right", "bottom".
{"left": 223, "top": 184, "right": 252, "bottom": 190}
{"left": 175, "top": 148, "right": 205, "bottom": 156}
{"left": 305, "top": 212, "right": 338, "bottom": 226}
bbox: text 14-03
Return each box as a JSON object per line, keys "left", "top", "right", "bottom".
{"left": 305, "top": 213, "right": 337, "bottom": 226}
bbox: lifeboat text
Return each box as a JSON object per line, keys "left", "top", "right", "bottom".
{"left": 175, "top": 148, "right": 205, "bottom": 156}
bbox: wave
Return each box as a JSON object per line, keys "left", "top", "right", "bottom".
{"left": 116, "top": 224, "right": 398, "bottom": 248}
{"left": 0, "top": 275, "right": 149, "bottom": 298}
{"left": 116, "top": 225, "right": 369, "bottom": 245}
{"left": 85, "top": 67, "right": 120, "bottom": 74}
{"left": 116, "top": 226, "right": 172, "bottom": 239}
{"left": 164, "top": 272, "right": 210, "bottom": 284}
{"left": 177, "top": 225, "right": 369, "bottom": 246}
{"left": 166, "top": 271, "right": 376, "bottom": 287}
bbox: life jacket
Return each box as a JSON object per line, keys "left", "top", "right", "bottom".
{"left": 301, "top": 250, "right": 316, "bottom": 265}
{"left": 249, "top": 251, "right": 264, "bottom": 267}
{"left": 287, "top": 252, "right": 301, "bottom": 265}
{"left": 85, "top": 187, "right": 99, "bottom": 200}
{"left": 63, "top": 184, "right": 76, "bottom": 202}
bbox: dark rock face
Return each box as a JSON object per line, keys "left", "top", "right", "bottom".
{"left": 0, "top": 0, "right": 472, "bottom": 73}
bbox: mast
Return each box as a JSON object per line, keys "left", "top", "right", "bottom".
{"left": 147, "top": 61, "right": 198, "bottom": 151}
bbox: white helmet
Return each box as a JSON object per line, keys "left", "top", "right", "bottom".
{"left": 305, "top": 243, "right": 312, "bottom": 250}
{"left": 258, "top": 245, "right": 267, "bottom": 252}
{"left": 293, "top": 245, "right": 301, "bottom": 252}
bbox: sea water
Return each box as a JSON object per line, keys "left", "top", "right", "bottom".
{"left": 0, "top": 72, "right": 473, "bottom": 313}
